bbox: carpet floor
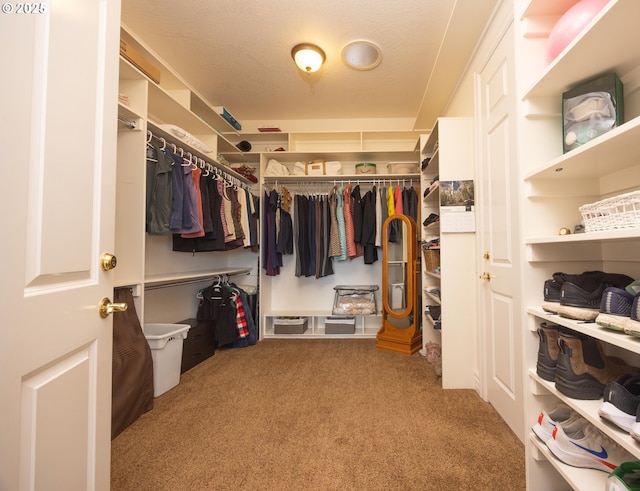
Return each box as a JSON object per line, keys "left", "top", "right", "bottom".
{"left": 111, "top": 338, "right": 525, "bottom": 490}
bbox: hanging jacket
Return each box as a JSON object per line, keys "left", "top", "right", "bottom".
{"left": 145, "top": 142, "right": 173, "bottom": 235}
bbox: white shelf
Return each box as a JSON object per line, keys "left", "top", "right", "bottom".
{"left": 524, "top": 116, "right": 640, "bottom": 182}
{"left": 261, "top": 149, "right": 419, "bottom": 164}
{"left": 523, "top": 0, "right": 640, "bottom": 100}
{"left": 529, "top": 369, "right": 640, "bottom": 457}
{"left": 526, "top": 228, "right": 640, "bottom": 245}
{"left": 528, "top": 307, "right": 640, "bottom": 353}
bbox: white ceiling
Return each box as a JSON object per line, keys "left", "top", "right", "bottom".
{"left": 120, "top": 0, "right": 499, "bottom": 131}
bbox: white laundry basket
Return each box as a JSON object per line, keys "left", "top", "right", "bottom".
{"left": 144, "top": 323, "right": 191, "bottom": 397}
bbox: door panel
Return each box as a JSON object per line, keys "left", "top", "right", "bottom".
{"left": 0, "top": 1, "right": 121, "bottom": 489}
{"left": 477, "top": 22, "right": 524, "bottom": 441}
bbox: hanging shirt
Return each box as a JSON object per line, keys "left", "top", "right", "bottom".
{"left": 343, "top": 185, "right": 357, "bottom": 259}
{"left": 167, "top": 151, "right": 187, "bottom": 230}
{"left": 394, "top": 185, "right": 404, "bottom": 216}
{"left": 336, "top": 188, "right": 348, "bottom": 261}
{"left": 374, "top": 184, "right": 382, "bottom": 247}
{"left": 328, "top": 186, "right": 341, "bottom": 257}
{"left": 173, "top": 160, "right": 200, "bottom": 235}
{"left": 361, "top": 188, "right": 378, "bottom": 264}
{"left": 181, "top": 166, "right": 205, "bottom": 238}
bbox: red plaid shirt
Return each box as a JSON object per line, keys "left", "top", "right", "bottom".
{"left": 234, "top": 292, "right": 248, "bottom": 338}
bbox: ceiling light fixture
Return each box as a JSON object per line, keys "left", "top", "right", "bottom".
{"left": 291, "top": 43, "right": 326, "bottom": 74}
{"left": 341, "top": 40, "right": 383, "bottom": 71}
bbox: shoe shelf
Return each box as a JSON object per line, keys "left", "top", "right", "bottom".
{"left": 528, "top": 307, "right": 640, "bottom": 354}
{"left": 424, "top": 289, "right": 441, "bottom": 305}
{"left": 529, "top": 432, "right": 607, "bottom": 491}
{"left": 520, "top": 0, "right": 640, "bottom": 488}
{"left": 529, "top": 369, "right": 640, "bottom": 457}
{"left": 422, "top": 184, "right": 440, "bottom": 202}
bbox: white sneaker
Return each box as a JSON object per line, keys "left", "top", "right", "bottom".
{"left": 532, "top": 404, "right": 580, "bottom": 443}
{"left": 547, "top": 419, "right": 635, "bottom": 473}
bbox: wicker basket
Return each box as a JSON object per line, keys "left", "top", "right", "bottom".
{"left": 422, "top": 249, "right": 440, "bottom": 272}
{"left": 579, "top": 190, "right": 640, "bottom": 232}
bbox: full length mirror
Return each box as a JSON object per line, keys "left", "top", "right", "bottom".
{"left": 376, "top": 214, "right": 422, "bottom": 355}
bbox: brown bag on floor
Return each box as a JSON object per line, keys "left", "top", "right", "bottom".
{"left": 111, "top": 287, "right": 154, "bottom": 439}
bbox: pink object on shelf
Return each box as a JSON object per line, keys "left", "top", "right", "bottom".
{"left": 546, "top": 0, "right": 610, "bottom": 64}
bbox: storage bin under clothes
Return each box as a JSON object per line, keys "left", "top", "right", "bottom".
{"left": 332, "top": 285, "right": 379, "bottom": 315}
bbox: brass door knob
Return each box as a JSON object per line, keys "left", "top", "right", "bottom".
{"left": 98, "top": 297, "right": 128, "bottom": 318}
{"left": 479, "top": 272, "right": 491, "bottom": 281}
{"left": 100, "top": 253, "right": 117, "bottom": 271}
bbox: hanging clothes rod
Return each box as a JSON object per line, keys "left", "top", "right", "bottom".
{"left": 264, "top": 177, "right": 420, "bottom": 187}
{"left": 144, "top": 124, "right": 252, "bottom": 191}
{"left": 118, "top": 116, "right": 137, "bottom": 129}
{"left": 144, "top": 269, "right": 251, "bottom": 291}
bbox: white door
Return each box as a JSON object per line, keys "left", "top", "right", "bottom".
{"left": 476, "top": 22, "right": 524, "bottom": 441}
{"left": 0, "top": 1, "right": 121, "bottom": 489}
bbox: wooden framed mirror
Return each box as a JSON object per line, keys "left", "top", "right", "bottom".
{"left": 376, "top": 214, "right": 422, "bottom": 354}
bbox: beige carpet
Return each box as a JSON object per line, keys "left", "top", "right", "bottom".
{"left": 111, "top": 339, "right": 525, "bottom": 490}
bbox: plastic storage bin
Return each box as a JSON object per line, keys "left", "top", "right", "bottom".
{"left": 332, "top": 285, "right": 379, "bottom": 315}
{"left": 144, "top": 323, "right": 191, "bottom": 397}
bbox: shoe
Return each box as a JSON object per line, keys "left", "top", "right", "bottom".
{"left": 554, "top": 330, "right": 635, "bottom": 400}
{"left": 426, "top": 305, "right": 441, "bottom": 322}
{"left": 542, "top": 276, "right": 563, "bottom": 313}
{"left": 599, "top": 374, "right": 640, "bottom": 432}
{"left": 532, "top": 403, "right": 580, "bottom": 442}
{"left": 597, "top": 287, "right": 636, "bottom": 331}
{"left": 422, "top": 213, "right": 439, "bottom": 227}
{"left": 547, "top": 419, "right": 635, "bottom": 472}
{"left": 420, "top": 341, "right": 441, "bottom": 365}
{"left": 542, "top": 271, "right": 604, "bottom": 314}
{"left": 536, "top": 321, "right": 561, "bottom": 382}
{"left": 624, "top": 294, "right": 640, "bottom": 338}
{"left": 626, "top": 280, "right": 640, "bottom": 296}
{"left": 629, "top": 402, "right": 640, "bottom": 443}
{"left": 421, "top": 158, "right": 431, "bottom": 171}
{"left": 607, "top": 461, "right": 640, "bottom": 491}
{"left": 557, "top": 272, "right": 634, "bottom": 321}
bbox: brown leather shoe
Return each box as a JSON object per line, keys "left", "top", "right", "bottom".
{"left": 555, "top": 329, "right": 636, "bottom": 399}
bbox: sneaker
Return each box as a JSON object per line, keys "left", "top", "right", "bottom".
{"left": 607, "top": 461, "right": 640, "bottom": 491}
{"left": 626, "top": 280, "right": 640, "bottom": 296}
{"left": 547, "top": 419, "right": 635, "bottom": 472}
{"left": 599, "top": 374, "right": 640, "bottom": 432}
{"left": 597, "top": 288, "right": 636, "bottom": 331}
{"left": 624, "top": 294, "right": 640, "bottom": 338}
{"left": 532, "top": 403, "right": 580, "bottom": 443}
{"left": 557, "top": 272, "right": 634, "bottom": 321}
{"left": 629, "top": 403, "right": 640, "bottom": 444}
